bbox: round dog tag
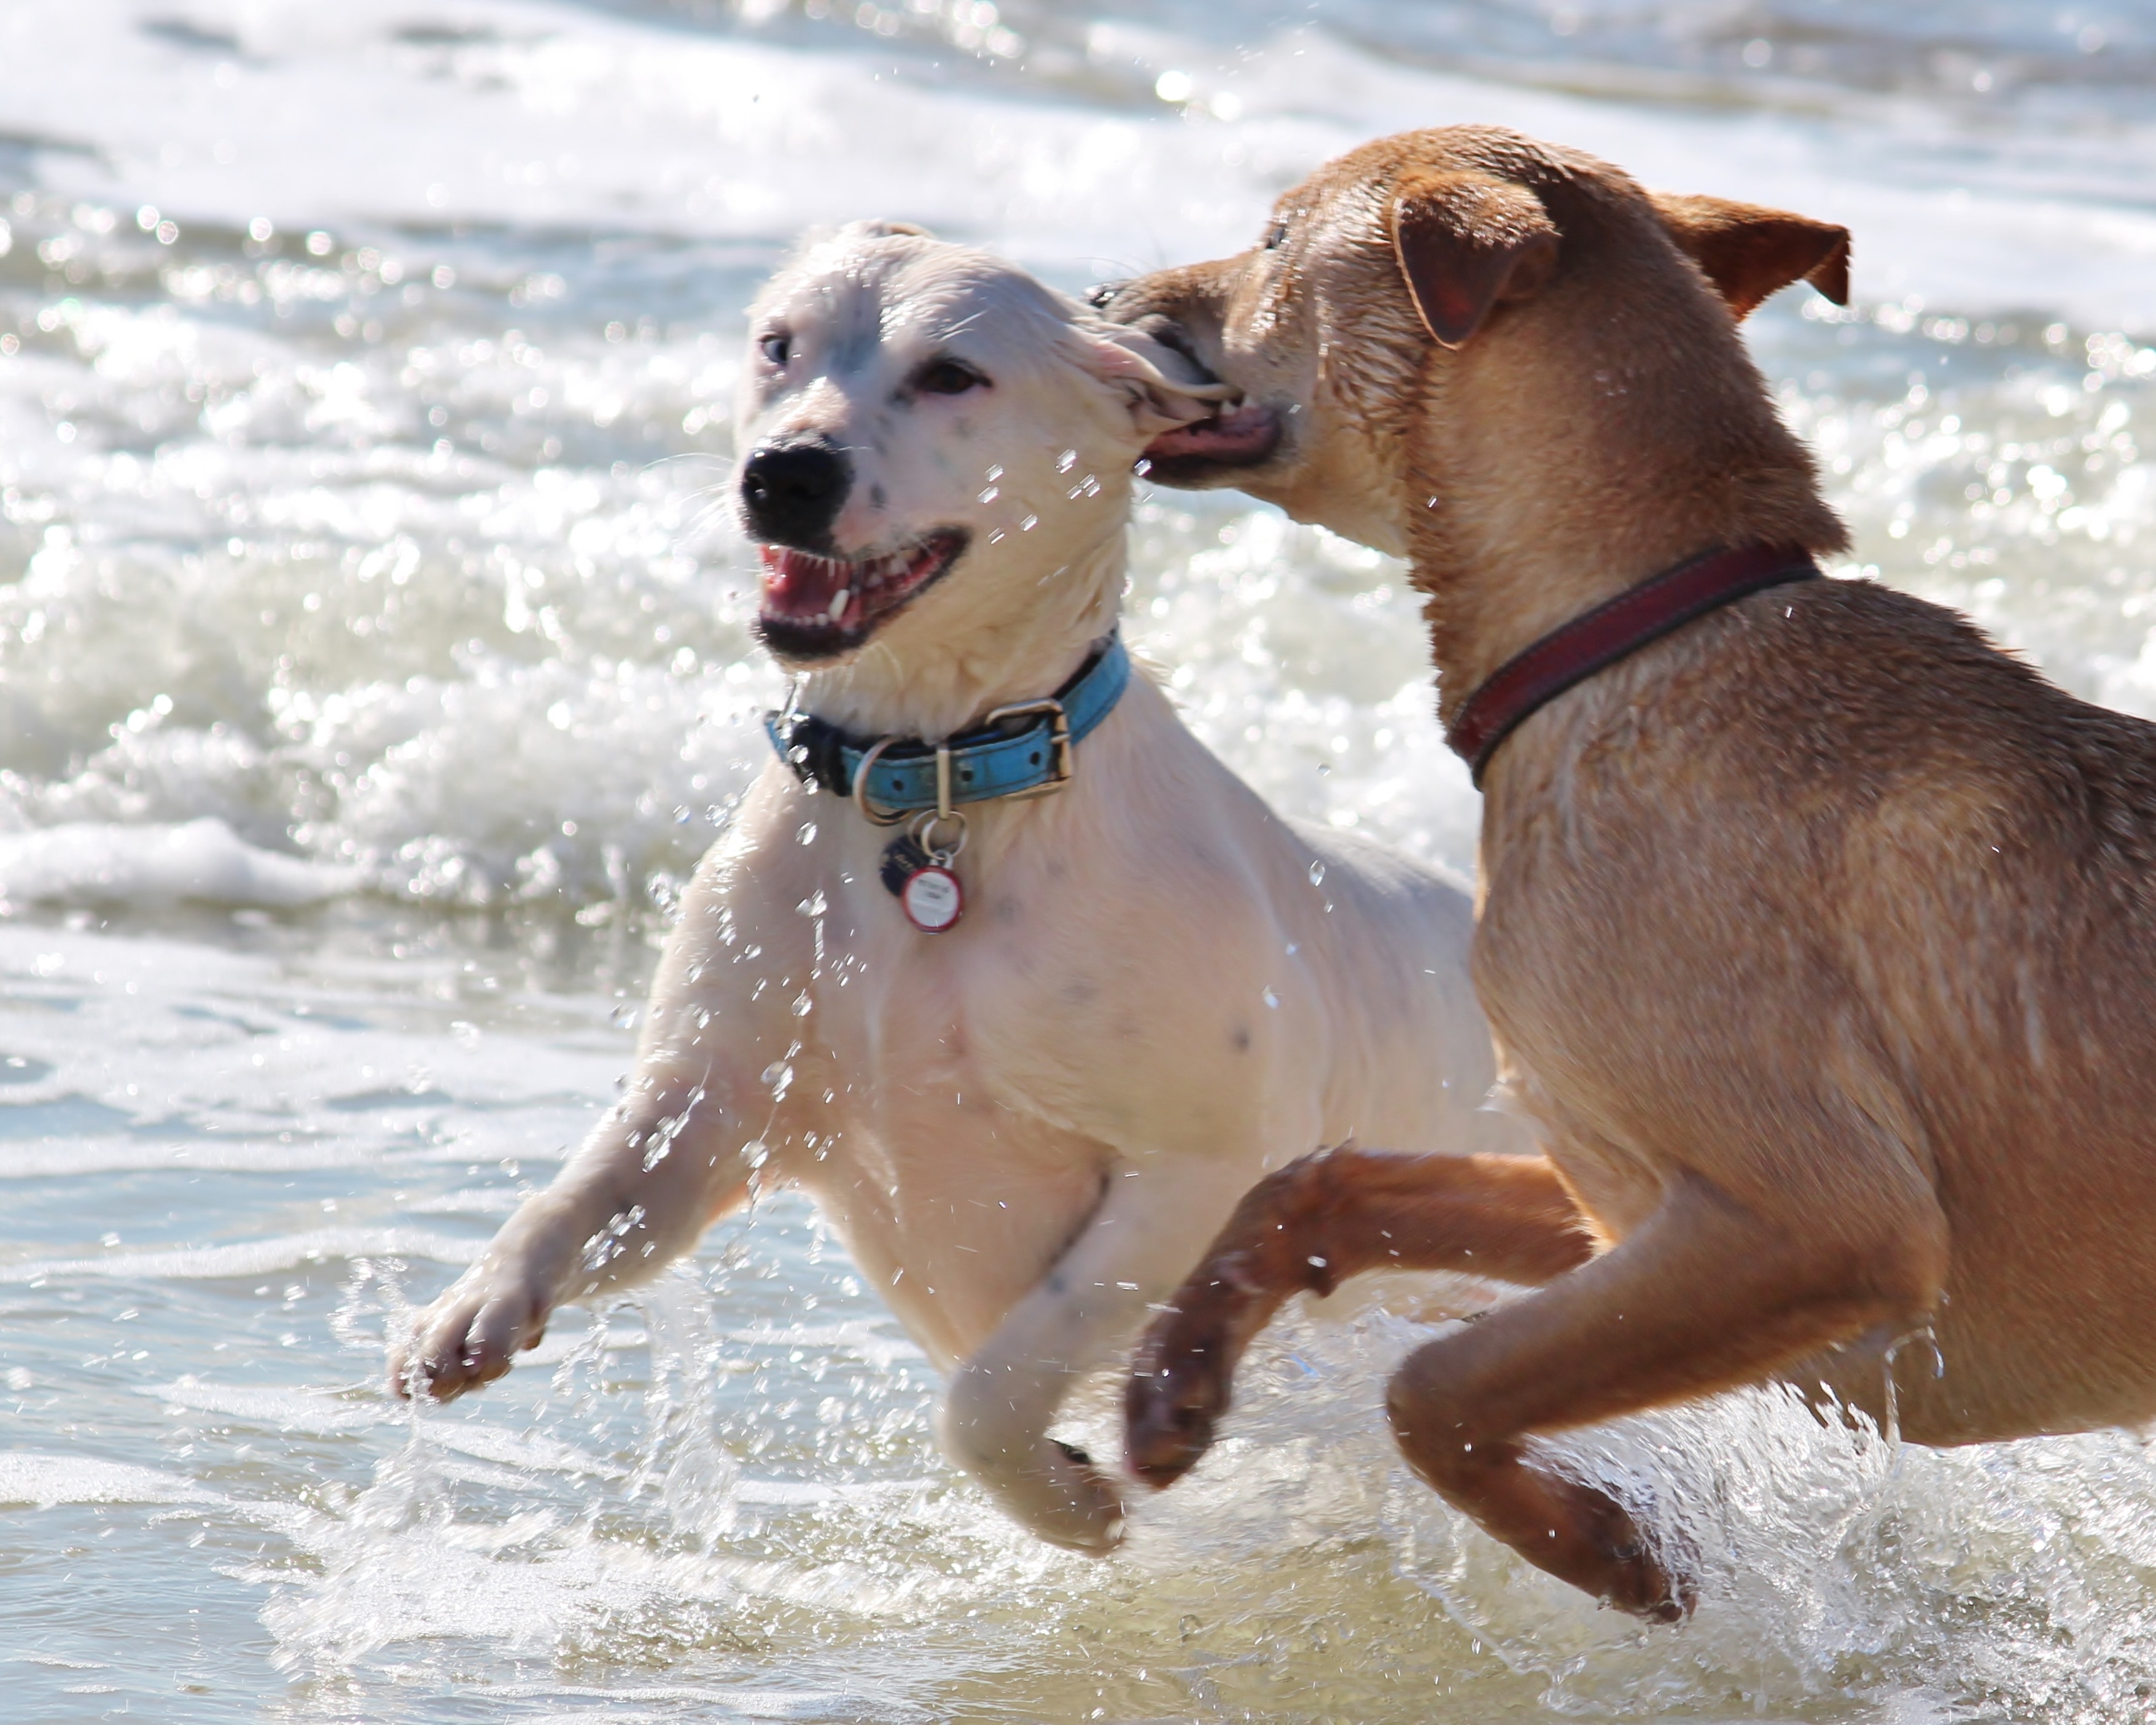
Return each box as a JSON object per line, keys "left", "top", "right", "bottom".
{"left": 900, "top": 864, "right": 963, "bottom": 933}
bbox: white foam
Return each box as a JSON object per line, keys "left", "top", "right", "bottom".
{"left": 141, "top": 1376, "right": 387, "bottom": 1435}
{"left": 491, "top": 1686, "right": 866, "bottom": 1718}
{"left": 419, "top": 1421, "right": 625, "bottom": 1480}
{"left": 0, "top": 1139, "right": 414, "bottom": 1180}
{"left": 0, "top": 818, "right": 358, "bottom": 909}
{"left": 407, "top": 1186, "right": 531, "bottom": 1216}
{"left": 1, "top": 1226, "right": 481, "bottom": 1284}
{"left": 6, "top": 1, "right": 2155, "bottom": 325}
{"left": 0, "top": 1452, "right": 222, "bottom": 1507}
{"left": 2, "top": 6, "right": 2141, "bottom": 920}
{"left": 0, "top": 924, "right": 622, "bottom": 1195}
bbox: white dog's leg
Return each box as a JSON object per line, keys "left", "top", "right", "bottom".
{"left": 938, "top": 1157, "right": 1247, "bottom": 1552}
{"left": 392, "top": 798, "right": 812, "bottom": 1402}
{"left": 393, "top": 1056, "right": 758, "bottom": 1400}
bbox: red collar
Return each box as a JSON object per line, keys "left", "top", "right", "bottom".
{"left": 1445, "top": 543, "right": 1822, "bottom": 786}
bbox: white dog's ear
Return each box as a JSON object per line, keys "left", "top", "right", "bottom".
{"left": 830, "top": 218, "right": 936, "bottom": 243}
{"left": 1072, "top": 321, "right": 1236, "bottom": 440}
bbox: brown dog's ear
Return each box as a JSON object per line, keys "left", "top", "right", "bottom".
{"left": 1388, "top": 171, "right": 1561, "bottom": 349}
{"left": 1650, "top": 193, "right": 1850, "bottom": 319}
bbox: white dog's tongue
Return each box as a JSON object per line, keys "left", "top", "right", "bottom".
{"left": 760, "top": 545, "right": 850, "bottom": 622}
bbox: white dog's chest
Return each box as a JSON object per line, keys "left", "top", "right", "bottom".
{"left": 794, "top": 1069, "right": 1114, "bottom": 1368}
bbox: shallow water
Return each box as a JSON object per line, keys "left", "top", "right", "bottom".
{"left": 5, "top": 1, "right": 2156, "bottom": 1719}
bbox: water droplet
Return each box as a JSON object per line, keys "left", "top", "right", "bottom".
{"left": 1263, "top": 987, "right": 1280, "bottom": 1009}
{"left": 1307, "top": 861, "right": 1325, "bottom": 887}
{"left": 797, "top": 822, "right": 817, "bottom": 845}
{"left": 1056, "top": 448, "right": 1076, "bottom": 473}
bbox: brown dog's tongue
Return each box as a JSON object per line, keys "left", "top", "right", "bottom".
{"left": 759, "top": 545, "right": 848, "bottom": 620}
{"left": 1142, "top": 403, "right": 1280, "bottom": 464}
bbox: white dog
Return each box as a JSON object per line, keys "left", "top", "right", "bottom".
{"left": 392, "top": 223, "right": 1528, "bottom": 1551}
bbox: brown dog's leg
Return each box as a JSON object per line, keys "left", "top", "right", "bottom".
{"left": 1125, "top": 1146, "right": 1593, "bottom": 1486}
{"left": 1383, "top": 1171, "right": 1942, "bottom": 1619}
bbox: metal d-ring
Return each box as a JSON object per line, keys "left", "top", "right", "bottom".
{"left": 850, "top": 738, "right": 908, "bottom": 827}
{"left": 910, "top": 806, "right": 968, "bottom": 862}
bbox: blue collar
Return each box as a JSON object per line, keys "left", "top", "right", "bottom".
{"left": 763, "top": 634, "right": 1131, "bottom": 817}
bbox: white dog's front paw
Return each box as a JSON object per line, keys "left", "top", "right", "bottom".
{"left": 941, "top": 1369, "right": 1129, "bottom": 1552}
{"left": 1042, "top": 1438, "right": 1127, "bottom": 1555}
{"left": 390, "top": 1264, "right": 551, "bottom": 1402}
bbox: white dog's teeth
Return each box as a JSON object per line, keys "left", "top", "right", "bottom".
{"left": 826, "top": 588, "right": 850, "bottom": 622}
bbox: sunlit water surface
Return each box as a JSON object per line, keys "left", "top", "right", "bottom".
{"left": 6, "top": 1, "right": 2156, "bottom": 1719}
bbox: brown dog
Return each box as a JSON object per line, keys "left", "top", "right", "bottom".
{"left": 1104, "top": 124, "right": 2156, "bottom": 1621}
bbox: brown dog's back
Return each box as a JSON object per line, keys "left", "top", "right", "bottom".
{"left": 1496, "top": 572, "right": 2156, "bottom": 1442}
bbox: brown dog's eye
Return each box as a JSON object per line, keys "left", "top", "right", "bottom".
{"left": 916, "top": 358, "right": 986, "bottom": 395}
{"left": 760, "top": 331, "right": 790, "bottom": 367}
{"left": 1263, "top": 220, "right": 1288, "bottom": 251}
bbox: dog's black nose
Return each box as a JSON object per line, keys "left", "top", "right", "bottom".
{"left": 740, "top": 439, "right": 850, "bottom": 548}
{"left": 1085, "top": 280, "right": 1129, "bottom": 310}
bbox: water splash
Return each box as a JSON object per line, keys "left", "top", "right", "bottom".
{"left": 634, "top": 1267, "right": 743, "bottom": 1547}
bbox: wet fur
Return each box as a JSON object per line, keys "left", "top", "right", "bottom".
{"left": 1110, "top": 125, "right": 2156, "bottom": 1617}
{"left": 391, "top": 224, "right": 1526, "bottom": 1553}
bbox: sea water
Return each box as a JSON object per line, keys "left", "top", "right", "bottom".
{"left": 4, "top": 1, "right": 2156, "bottom": 1719}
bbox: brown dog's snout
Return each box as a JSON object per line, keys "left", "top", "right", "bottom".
{"left": 1097, "top": 308, "right": 1223, "bottom": 390}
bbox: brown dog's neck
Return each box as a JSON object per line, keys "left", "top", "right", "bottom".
{"left": 1402, "top": 278, "right": 1848, "bottom": 718}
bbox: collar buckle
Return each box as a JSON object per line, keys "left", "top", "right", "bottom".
{"left": 979, "top": 695, "right": 1073, "bottom": 800}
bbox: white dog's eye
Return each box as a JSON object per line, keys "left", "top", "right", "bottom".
{"left": 760, "top": 331, "right": 791, "bottom": 367}
{"left": 1263, "top": 220, "right": 1288, "bottom": 251}
{"left": 914, "top": 358, "right": 986, "bottom": 396}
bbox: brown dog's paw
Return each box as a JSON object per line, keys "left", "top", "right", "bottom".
{"left": 1123, "top": 1323, "right": 1234, "bottom": 1488}
{"left": 1512, "top": 1466, "right": 1696, "bottom": 1624}
{"left": 1395, "top": 1409, "right": 1697, "bottom": 1622}
{"left": 1574, "top": 1486, "right": 1695, "bottom": 1622}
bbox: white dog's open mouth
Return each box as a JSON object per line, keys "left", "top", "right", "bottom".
{"left": 754, "top": 531, "right": 968, "bottom": 661}
{"left": 1139, "top": 402, "right": 1283, "bottom": 480}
